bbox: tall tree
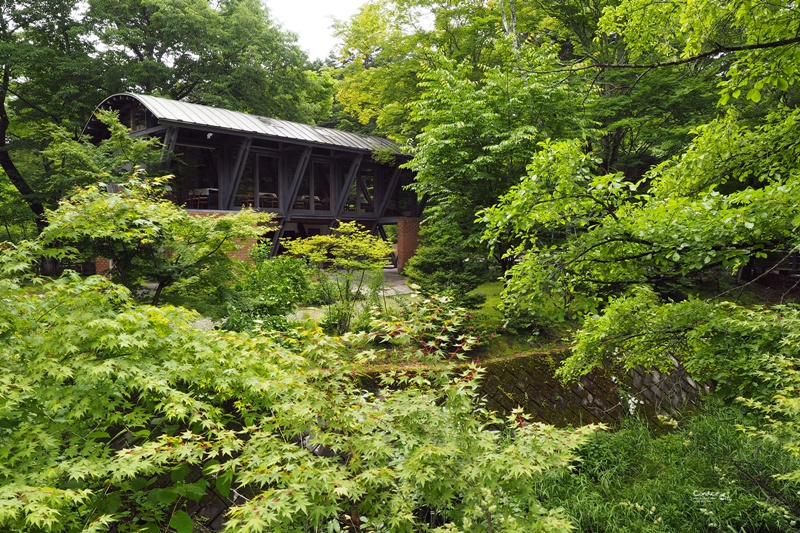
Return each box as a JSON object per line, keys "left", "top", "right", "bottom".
{"left": 87, "top": 0, "right": 326, "bottom": 122}
{"left": 333, "top": 0, "right": 720, "bottom": 266}
{"left": 481, "top": 0, "right": 800, "bottom": 318}
{"left": 0, "top": 0, "right": 331, "bottom": 237}
{"left": 332, "top": 0, "right": 500, "bottom": 136}
{"left": 0, "top": 0, "right": 104, "bottom": 231}
{"left": 406, "top": 46, "right": 585, "bottom": 254}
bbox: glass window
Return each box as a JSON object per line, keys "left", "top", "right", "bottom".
{"left": 312, "top": 161, "right": 332, "bottom": 211}
{"left": 234, "top": 154, "right": 256, "bottom": 208}
{"left": 257, "top": 156, "right": 279, "bottom": 209}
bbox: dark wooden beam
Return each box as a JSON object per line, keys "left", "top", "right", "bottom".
{"left": 159, "top": 127, "right": 179, "bottom": 171}
{"left": 130, "top": 124, "right": 169, "bottom": 138}
{"left": 332, "top": 154, "right": 363, "bottom": 220}
{"left": 285, "top": 147, "right": 312, "bottom": 217}
{"left": 374, "top": 167, "right": 402, "bottom": 222}
{"left": 358, "top": 175, "right": 373, "bottom": 208}
{"left": 270, "top": 221, "right": 287, "bottom": 258}
{"left": 223, "top": 137, "right": 253, "bottom": 210}
{"left": 217, "top": 143, "right": 230, "bottom": 207}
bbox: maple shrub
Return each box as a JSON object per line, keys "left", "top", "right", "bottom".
{"left": 0, "top": 233, "right": 602, "bottom": 532}
{"left": 282, "top": 221, "right": 394, "bottom": 334}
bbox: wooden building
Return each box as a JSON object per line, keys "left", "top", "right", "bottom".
{"left": 84, "top": 93, "right": 422, "bottom": 265}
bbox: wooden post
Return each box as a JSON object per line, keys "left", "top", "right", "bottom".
{"left": 223, "top": 138, "right": 253, "bottom": 210}
{"left": 160, "top": 127, "right": 178, "bottom": 171}
{"left": 285, "top": 147, "right": 312, "bottom": 215}
{"left": 374, "top": 167, "right": 401, "bottom": 221}
{"left": 332, "top": 154, "right": 362, "bottom": 220}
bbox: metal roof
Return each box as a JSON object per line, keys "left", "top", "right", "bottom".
{"left": 94, "top": 93, "right": 401, "bottom": 154}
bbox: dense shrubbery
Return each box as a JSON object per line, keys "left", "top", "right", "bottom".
{"left": 283, "top": 221, "right": 393, "bottom": 334}
{"left": 534, "top": 405, "right": 800, "bottom": 532}
{"left": 369, "top": 293, "right": 482, "bottom": 358}
{"left": 221, "top": 247, "right": 311, "bottom": 331}
{"left": 0, "top": 241, "right": 601, "bottom": 532}
{"left": 403, "top": 244, "right": 493, "bottom": 308}
{"left": 3, "top": 1, "right": 800, "bottom": 530}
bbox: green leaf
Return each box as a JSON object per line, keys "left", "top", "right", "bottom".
{"left": 746, "top": 88, "right": 761, "bottom": 103}
{"left": 169, "top": 510, "right": 193, "bottom": 533}
{"left": 215, "top": 471, "right": 233, "bottom": 498}
{"left": 102, "top": 493, "right": 122, "bottom": 513}
{"left": 150, "top": 488, "right": 179, "bottom": 506}
{"left": 171, "top": 464, "right": 190, "bottom": 483}
{"left": 180, "top": 480, "right": 209, "bottom": 502}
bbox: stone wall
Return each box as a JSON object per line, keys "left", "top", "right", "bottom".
{"left": 479, "top": 352, "right": 707, "bottom": 426}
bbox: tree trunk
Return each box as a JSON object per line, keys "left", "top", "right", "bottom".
{"left": 0, "top": 65, "right": 47, "bottom": 233}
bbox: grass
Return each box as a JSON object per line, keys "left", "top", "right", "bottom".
{"left": 469, "top": 280, "right": 505, "bottom": 330}
{"left": 465, "top": 279, "right": 574, "bottom": 360}
{"left": 533, "top": 404, "right": 800, "bottom": 532}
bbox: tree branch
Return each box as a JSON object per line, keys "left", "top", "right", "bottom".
{"left": 590, "top": 36, "right": 800, "bottom": 70}
{"left": 523, "top": 36, "right": 800, "bottom": 74}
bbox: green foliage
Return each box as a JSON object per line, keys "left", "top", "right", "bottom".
{"left": 403, "top": 244, "right": 493, "bottom": 308}
{"left": 86, "top": 0, "right": 326, "bottom": 122}
{"left": 406, "top": 48, "right": 584, "bottom": 252}
{"left": 40, "top": 173, "right": 271, "bottom": 304}
{"left": 42, "top": 110, "right": 166, "bottom": 195}
{"left": 558, "top": 289, "right": 800, "bottom": 404}
{"left": 283, "top": 221, "right": 392, "bottom": 272}
{"left": 0, "top": 245, "right": 601, "bottom": 532}
{"left": 369, "top": 293, "right": 483, "bottom": 359}
{"left": 483, "top": 103, "right": 800, "bottom": 318}
{"left": 303, "top": 269, "right": 339, "bottom": 307}
{"left": 222, "top": 251, "right": 312, "bottom": 332}
{"left": 282, "top": 221, "right": 393, "bottom": 334}
{"left": 0, "top": 180, "right": 36, "bottom": 242}
{"left": 534, "top": 406, "right": 800, "bottom": 532}
{"left": 333, "top": 0, "right": 500, "bottom": 136}
{"left": 598, "top": 0, "right": 800, "bottom": 107}
{"left": 334, "top": 0, "right": 718, "bottom": 258}
{"left": 741, "top": 352, "right": 800, "bottom": 486}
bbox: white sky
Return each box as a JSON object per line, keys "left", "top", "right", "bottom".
{"left": 267, "top": 0, "right": 368, "bottom": 61}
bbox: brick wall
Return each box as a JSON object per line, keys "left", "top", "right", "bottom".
{"left": 95, "top": 257, "right": 112, "bottom": 276}
{"left": 229, "top": 237, "right": 258, "bottom": 262}
{"left": 396, "top": 217, "right": 421, "bottom": 272}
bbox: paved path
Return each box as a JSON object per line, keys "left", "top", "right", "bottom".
{"left": 289, "top": 267, "right": 412, "bottom": 322}
{"left": 381, "top": 267, "right": 413, "bottom": 296}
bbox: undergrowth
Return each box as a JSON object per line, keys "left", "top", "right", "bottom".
{"left": 533, "top": 403, "right": 800, "bottom": 532}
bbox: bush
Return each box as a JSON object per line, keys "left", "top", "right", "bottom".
{"left": 403, "top": 244, "right": 493, "bottom": 308}
{"left": 282, "top": 222, "right": 393, "bottom": 334}
{"left": 369, "top": 293, "right": 483, "bottom": 359}
{"left": 221, "top": 251, "right": 311, "bottom": 331}
{"left": 533, "top": 405, "right": 800, "bottom": 532}
{"left": 303, "top": 270, "right": 338, "bottom": 306}
{"left": 0, "top": 243, "right": 603, "bottom": 532}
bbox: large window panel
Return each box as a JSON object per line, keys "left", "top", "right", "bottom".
{"left": 257, "top": 156, "right": 280, "bottom": 209}
{"left": 312, "top": 161, "right": 332, "bottom": 212}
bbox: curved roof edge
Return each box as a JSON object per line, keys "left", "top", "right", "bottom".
{"left": 86, "top": 93, "right": 401, "bottom": 155}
